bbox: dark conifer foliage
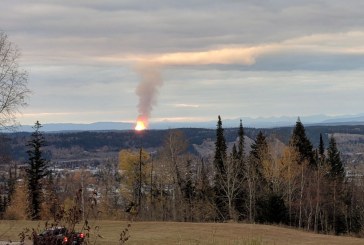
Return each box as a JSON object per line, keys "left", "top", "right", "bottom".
{"left": 213, "top": 115, "right": 228, "bottom": 220}
{"left": 290, "top": 118, "right": 315, "bottom": 166}
{"left": 250, "top": 131, "right": 268, "bottom": 162}
{"left": 235, "top": 120, "right": 246, "bottom": 219}
{"left": 25, "top": 121, "right": 50, "bottom": 220}
{"left": 316, "top": 133, "right": 326, "bottom": 168}
{"left": 198, "top": 158, "right": 210, "bottom": 198}
{"left": 257, "top": 193, "right": 287, "bottom": 224}
{"left": 247, "top": 131, "right": 269, "bottom": 222}
{"left": 238, "top": 119, "right": 245, "bottom": 161}
{"left": 319, "top": 133, "right": 325, "bottom": 157}
{"left": 3, "top": 116, "right": 362, "bottom": 235}
{"left": 327, "top": 136, "right": 345, "bottom": 179}
{"left": 249, "top": 131, "right": 268, "bottom": 193}
{"left": 214, "top": 115, "right": 227, "bottom": 175}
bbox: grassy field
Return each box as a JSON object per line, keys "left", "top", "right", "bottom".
{"left": 0, "top": 220, "right": 363, "bottom": 245}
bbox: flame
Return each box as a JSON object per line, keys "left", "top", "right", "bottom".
{"left": 135, "top": 120, "right": 146, "bottom": 131}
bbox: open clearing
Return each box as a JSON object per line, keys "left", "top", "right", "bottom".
{"left": 0, "top": 220, "right": 363, "bottom": 245}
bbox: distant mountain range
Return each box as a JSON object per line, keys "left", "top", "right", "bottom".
{"left": 12, "top": 113, "right": 364, "bottom": 132}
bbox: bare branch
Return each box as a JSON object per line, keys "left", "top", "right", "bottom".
{"left": 0, "top": 31, "right": 30, "bottom": 130}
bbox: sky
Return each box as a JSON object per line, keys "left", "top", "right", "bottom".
{"left": 2, "top": 0, "right": 364, "bottom": 126}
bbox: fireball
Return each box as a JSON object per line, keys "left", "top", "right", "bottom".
{"left": 135, "top": 120, "right": 146, "bottom": 131}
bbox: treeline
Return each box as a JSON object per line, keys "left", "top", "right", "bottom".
{"left": 120, "top": 116, "right": 364, "bottom": 235}
{"left": 1, "top": 119, "right": 364, "bottom": 237}
{"left": 5, "top": 124, "right": 364, "bottom": 162}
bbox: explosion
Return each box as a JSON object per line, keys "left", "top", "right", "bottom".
{"left": 134, "top": 63, "right": 162, "bottom": 132}
{"left": 135, "top": 117, "right": 147, "bottom": 131}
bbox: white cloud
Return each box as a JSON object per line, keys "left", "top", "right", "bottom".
{"left": 174, "top": 104, "right": 200, "bottom": 108}
{"left": 2, "top": 0, "right": 364, "bottom": 124}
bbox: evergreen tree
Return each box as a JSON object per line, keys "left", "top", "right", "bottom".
{"left": 256, "top": 193, "right": 287, "bottom": 224}
{"left": 290, "top": 118, "right": 315, "bottom": 166}
{"left": 327, "top": 136, "right": 344, "bottom": 179}
{"left": 317, "top": 133, "right": 326, "bottom": 167}
{"left": 250, "top": 131, "right": 268, "bottom": 161}
{"left": 247, "top": 131, "right": 269, "bottom": 222}
{"left": 235, "top": 120, "right": 246, "bottom": 219}
{"left": 231, "top": 144, "right": 238, "bottom": 160}
{"left": 326, "top": 135, "right": 345, "bottom": 234}
{"left": 238, "top": 119, "right": 245, "bottom": 161}
{"left": 25, "top": 121, "right": 49, "bottom": 220}
{"left": 183, "top": 160, "right": 194, "bottom": 201}
{"left": 0, "top": 196, "right": 5, "bottom": 214}
{"left": 213, "top": 115, "right": 228, "bottom": 220}
{"left": 182, "top": 159, "right": 195, "bottom": 221}
{"left": 196, "top": 158, "right": 214, "bottom": 221}
{"left": 199, "top": 158, "right": 210, "bottom": 199}
{"left": 319, "top": 133, "right": 325, "bottom": 157}
{"left": 214, "top": 115, "right": 227, "bottom": 175}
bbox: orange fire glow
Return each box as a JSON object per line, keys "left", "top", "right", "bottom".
{"left": 135, "top": 120, "right": 146, "bottom": 131}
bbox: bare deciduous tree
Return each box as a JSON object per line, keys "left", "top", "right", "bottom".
{"left": 0, "top": 31, "right": 30, "bottom": 129}
{"left": 216, "top": 149, "right": 244, "bottom": 221}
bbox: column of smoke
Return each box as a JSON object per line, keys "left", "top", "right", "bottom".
{"left": 132, "top": 34, "right": 357, "bottom": 126}
{"left": 135, "top": 63, "right": 163, "bottom": 127}
{"left": 133, "top": 45, "right": 274, "bottom": 128}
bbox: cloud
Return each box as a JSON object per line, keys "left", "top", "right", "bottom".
{"left": 129, "top": 30, "right": 364, "bottom": 125}
{"left": 6, "top": 0, "right": 364, "bottom": 57}
{"left": 4, "top": 1, "right": 364, "bottom": 71}
{"left": 174, "top": 104, "right": 200, "bottom": 108}
{"left": 3, "top": 0, "right": 364, "bottom": 124}
{"left": 93, "top": 31, "right": 364, "bottom": 70}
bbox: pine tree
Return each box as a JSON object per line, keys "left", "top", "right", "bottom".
{"left": 199, "top": 158, "right": 210, "bottom": 200}
{"left": 238, "top": 119, "right": 245, "bottom": 161}
{"left": 314, "top": 134, "right": 326, "bottom": 232}
{"left": 214, "top": 115, "right": 227, "bottom": 175}
{"left": 196, "top": 158, "right": 214, "bottom": 221}
{"left": 232, "top": 144, "right": 238, "bottom": 160}
{"left": 250, "top": 131, "right": 268, "bottom": 162}
{"left": 290, "top": 118, "right": 315, "bottom": 166}
{"left": 327, "top": 136, "right": 344, "bottom": 179}
{"left": 317, "top": 133, "right": 326, "bottom": 167}
{"left": 182, "top": 159, "right": 195, "bottom": 221}
{"left": 319, "top": 133, "right": 325, "bottom": 157}
{"left": 235, "top": 120, "right": 246, "bottom": 219}
{"left": 213, "top": 115, "right": 228, "bottom": 220}
{"left": 326, "top": 135, "right": 345, "bottom": 234}
{"left": 25, "top": 121, "right": 50, "bottom": 220}
{"left": 247, "top": 131, "right": 269, "bottom": 222}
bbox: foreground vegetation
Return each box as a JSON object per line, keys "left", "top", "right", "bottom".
{"left": 1, "top": 23, "right": 364, "bottom": 244}
{"left": 0, "top": 220, "right": 363, "bottom": 245}
{"left": 2, "top": 118, "right": 364, "bottom": 236}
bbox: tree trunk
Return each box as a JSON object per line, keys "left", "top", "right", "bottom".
{"left": 314, "top": 167, "right": 320, "bottom": 233}
{"left": 299, "top": 164, "right": 304, "bottom": 229}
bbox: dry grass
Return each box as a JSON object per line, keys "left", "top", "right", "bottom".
{"left": 0, "top": 220, "right": 363, "bottom": 245}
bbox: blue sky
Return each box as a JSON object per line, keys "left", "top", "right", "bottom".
{"left": 2, "top": 0, "right": 364, "bottom": 125}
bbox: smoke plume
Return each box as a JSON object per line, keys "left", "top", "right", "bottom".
{"left": 133, "top": 46, "right": 270, "bottom": 125}
{"left": 129, "top": 32, "right": 364, "bottom": 126}
{"left": 135, "top": 63, "right": 163, "bottom": 126}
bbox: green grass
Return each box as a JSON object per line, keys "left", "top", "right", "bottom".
{"left": 0, "top": 220, "right": 363, "bottom": 245}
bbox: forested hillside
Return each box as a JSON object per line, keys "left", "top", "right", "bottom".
{"left": 1, "top": 120, "right": 364, "bottom": 237}
{"left": 3, "top": 124, "right": 364, "bottom": 163}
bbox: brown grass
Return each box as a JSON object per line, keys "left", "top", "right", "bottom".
{"left": 0, "top": 220, "right": 363, "bottom": 245}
